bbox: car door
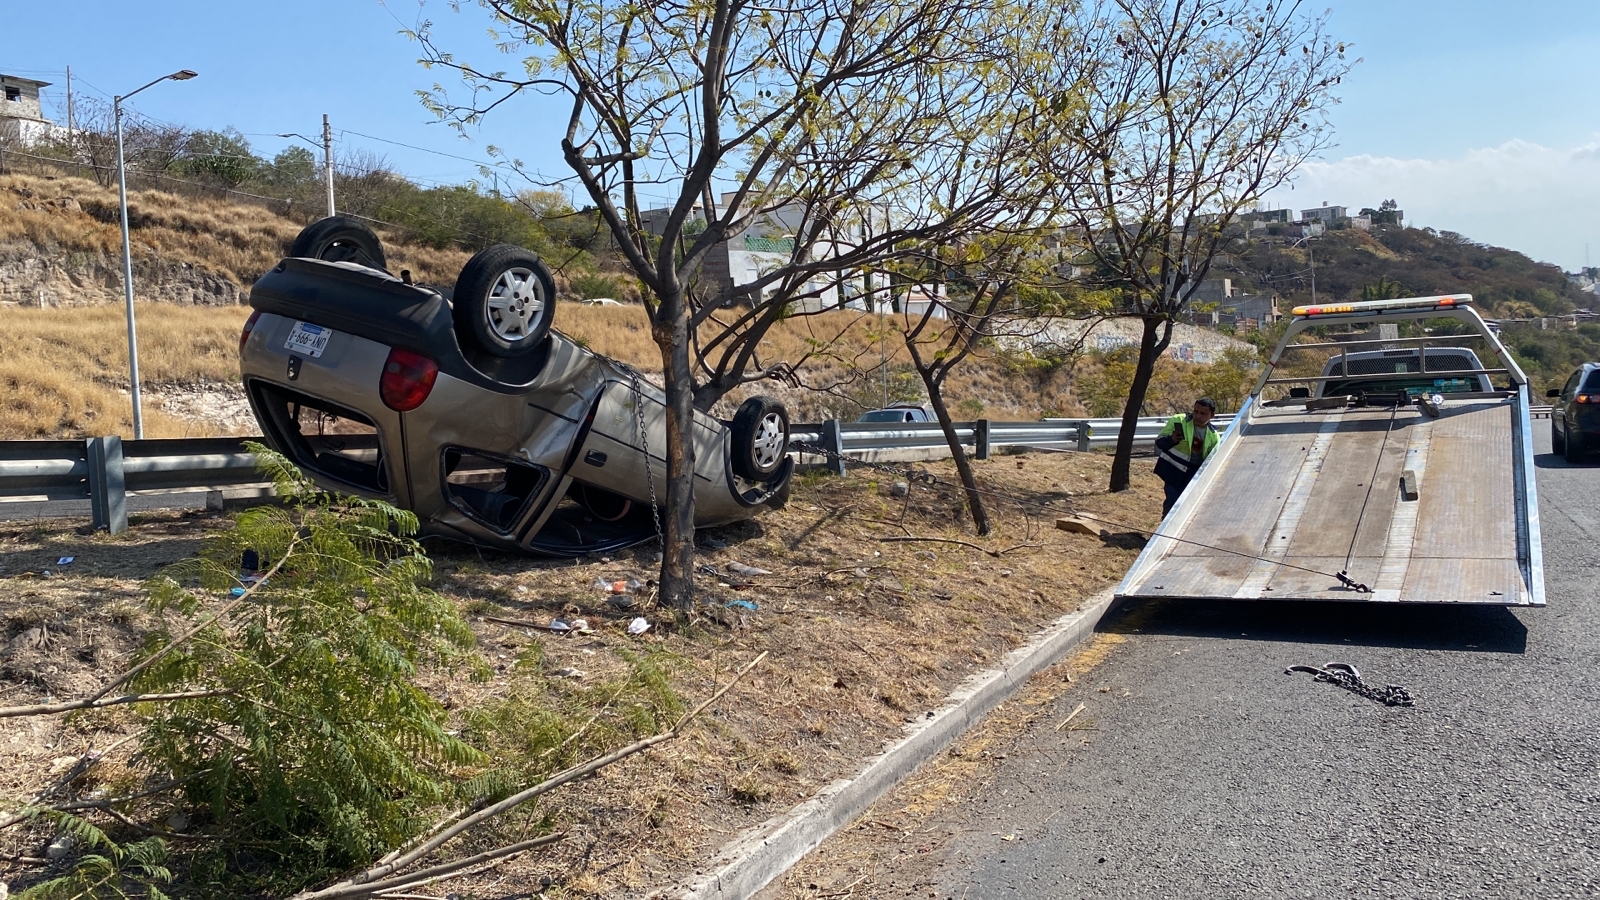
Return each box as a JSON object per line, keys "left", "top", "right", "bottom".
{"left": 1558, "top": 370, "right": 1582, "bottom": 437}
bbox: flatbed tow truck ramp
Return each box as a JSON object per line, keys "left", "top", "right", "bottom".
{"left": 1116, "top": 294, "right": 1544, "bottom": 606}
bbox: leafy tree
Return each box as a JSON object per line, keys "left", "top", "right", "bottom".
{"left": 414, "top": 0, "right": 1080, "bottom": 607}
{"left": 1053, "top": 0, "right": 1352, "bottom": 492}
{"left": 264, "top": 145, "right": 318, "bottom": 188}
{"left": 180, "top": 128, "right": 261, "bottom": 188}
{"left": 1182, "top": 347, "right": 1257, "bottom": 413}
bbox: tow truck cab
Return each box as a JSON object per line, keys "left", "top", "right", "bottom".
{"left": 1314, "top": 346, "right": 1496, "bottom": 399}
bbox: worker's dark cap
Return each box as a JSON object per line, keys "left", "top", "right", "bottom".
{"left": 1194, "top": 397, "right": 1217, "bottom": 412}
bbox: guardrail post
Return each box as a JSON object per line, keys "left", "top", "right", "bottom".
{"left": 820, "top": 419, "right": 847, "bottom": 476}
{"left": 1076, "top": 422, "right": 1092, "bottom": 453}
{"left": 974, "top": 419, "right": 991, "bottom": 460}
{"left": 88, "top": 436, "right": 128, "bottom": 534}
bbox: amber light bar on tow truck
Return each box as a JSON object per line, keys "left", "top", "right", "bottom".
{"left": 1291, "top": 294, "right": 1474, "bottom": 317}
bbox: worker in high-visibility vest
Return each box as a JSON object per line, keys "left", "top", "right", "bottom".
{"left": 1154, "top": 398, "right": 1220, "bottom": 515}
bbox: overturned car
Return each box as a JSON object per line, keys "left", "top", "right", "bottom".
{"left": 240, "top": 217, "right": 793, "bottom": 556}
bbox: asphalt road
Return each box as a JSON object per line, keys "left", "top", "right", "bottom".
{"left": 825, "top": 429, "right": 1600, "bottom": 899}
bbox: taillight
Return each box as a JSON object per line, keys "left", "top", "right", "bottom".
{"left": 240, "top": 310, "right": 262, "bottom": 355}
{"left": 1578, "top": 394, "right": 1597, "bottom": 404}
{"left": 380, "top": 348, "right": 439, "bottom": 412}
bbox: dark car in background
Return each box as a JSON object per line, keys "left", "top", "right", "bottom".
{"left": 857, "top": 405, "right": 933, "bottom": 423}
{"left": 1549, "top": 362, "right": 1600, "bottom": 463}
{"left": 240, "top": 217, "right": 793, "bottom": 556}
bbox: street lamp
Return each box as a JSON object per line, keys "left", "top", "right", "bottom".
{"left": 277, "top": 113, "right": 335, "bottom": 218}
{"left": 115, "top": 68, "right": 197, "bottom": 440}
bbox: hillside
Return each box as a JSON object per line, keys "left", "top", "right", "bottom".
{"left": 0, "top": 174, "right": 1261, "bottom": 439}
{"left": 1224, "top": 224, "right": 1600, "bottom": 393}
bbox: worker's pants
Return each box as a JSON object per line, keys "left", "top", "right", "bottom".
{"left": 1161, "top": 477, "right": 1189, "bottom": 516}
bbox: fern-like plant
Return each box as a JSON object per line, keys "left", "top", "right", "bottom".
{"left": 126, "top": 447, "right": 486, "bottom": 887}
{"left": 14, "top": 812, "right": 171, "bottom": 900}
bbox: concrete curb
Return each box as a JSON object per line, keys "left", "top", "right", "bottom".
{"left": 673, "top": 588, "right": 1119, "bottom": 900}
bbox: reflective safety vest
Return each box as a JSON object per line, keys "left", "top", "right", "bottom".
{"left": 1153, "top": 413, "right": 1219, "bottom": 483}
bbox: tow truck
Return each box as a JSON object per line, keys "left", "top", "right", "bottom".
{"left": 1116, "top": 294, "right": 1544, "bottom": 606}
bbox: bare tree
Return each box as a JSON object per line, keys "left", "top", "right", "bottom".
{"left": 64, "top": 97, "right": 191, "bottom": 188}
{"left": 1054, "top": 0, "right": 1352, "bottom": 491}
{"left": 415, "top": 0, "right": 1076, "bottom": 607}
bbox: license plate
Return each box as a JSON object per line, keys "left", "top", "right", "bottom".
{"left": 284, "top": 321, "right": 332, "bottom": 358}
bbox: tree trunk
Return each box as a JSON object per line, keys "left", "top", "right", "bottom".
{"left": 1108, "top": 316, "right": 1173, "bottom": 492}
{"left": 918, "top": 370, "right": 991, "bottom": 536}
{"left": 654, "top": 292, "right": 699, "bottom": 610}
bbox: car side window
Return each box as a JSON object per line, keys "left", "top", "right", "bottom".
{"left": 1564, "top": 371, "right": 1582, "bottom": 397}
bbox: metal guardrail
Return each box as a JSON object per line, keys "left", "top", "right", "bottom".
{"left": 788, "top": 415, "right": 1239, "bottom": 474}
{"left": 0, "top": 405, "right": 1555, "bottom": 531}
{"left": 0, "top": 436, "right": 267, "bottom": 534}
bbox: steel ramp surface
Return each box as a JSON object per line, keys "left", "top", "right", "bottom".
{"left": 1116, "top": 397, "right": 1541, "bottom": 605}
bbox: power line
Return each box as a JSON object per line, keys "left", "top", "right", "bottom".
{"left": 340, "top": 129, "right": 507, "bottom": 170}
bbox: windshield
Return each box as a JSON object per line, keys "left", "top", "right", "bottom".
{"left": 1585, "top": 370, "right": 1600, "bottom": 392}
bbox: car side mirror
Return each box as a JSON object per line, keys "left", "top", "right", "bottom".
{"left": 1289, "top": 387, "right": 1311, "bottom": 399}
{"left": 1547, "top": 389, "right": 1561, "bottom": 398}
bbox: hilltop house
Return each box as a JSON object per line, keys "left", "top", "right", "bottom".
{"left": 0, "top": 74, "right": 56, "bottom": 145}
{"left": 1299, "top": 203, "right": 1347, "bottom": 225}
{"left": 1186, "top": 276, "right": 1281, "bottom": 330}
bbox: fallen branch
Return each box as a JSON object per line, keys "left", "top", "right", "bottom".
{"left": 875, "top": 536, "right": 1040, "bottom": 557}
{"left": 293, "top": 650, "right": 770, "bottom": 900}
{"left": 0, "top": 689, "right": 232, "bottom": 720}
{"left": 1053, "top": 702, "right": 1088, "bottom": 732}
{"left": 318, "top": 833, "right": 567, "bottom": 899}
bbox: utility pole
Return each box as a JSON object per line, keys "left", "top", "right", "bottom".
{"left": 1309, "top": 240, "right": 1316, "bottom": 307}
{"left": 322, "top": 114, "right": 335, "bottom": 217}
{"left": 65, "top": 66, "right": 74, "bottom": 140}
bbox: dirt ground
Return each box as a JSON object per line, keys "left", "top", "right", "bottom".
{"left": 0, "top": 449, "right": 1165, "bottom": 898}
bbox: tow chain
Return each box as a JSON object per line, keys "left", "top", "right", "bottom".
{"left": 1285, "top": 662, "right": 1415, "bottom": 707}
{"left": 630, "top": 374, "right": 664, "bottom": 545}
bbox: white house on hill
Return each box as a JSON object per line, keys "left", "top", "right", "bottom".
{"left": 0, "top": 74, "right": 56, "bottom": 145}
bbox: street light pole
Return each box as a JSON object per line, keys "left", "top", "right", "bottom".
{"left": 279, "top": 120, "right": 336, "bottom": 218}
{"left": 115, "top": 69, "right": 198, "bottom": 440}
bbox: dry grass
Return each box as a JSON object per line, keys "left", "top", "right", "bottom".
{"left": 0, "top": 301, "right": 1089, "bottom": 438}
{"left": 0, "top": 303, "right": 253, "bottom": 438}
{"left": 0, "top": 172, "right": 470, "bottom": 287}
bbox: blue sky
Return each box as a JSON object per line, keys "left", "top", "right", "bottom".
{"left": 4, "top": 0, "right": 1598, "bottom": 268}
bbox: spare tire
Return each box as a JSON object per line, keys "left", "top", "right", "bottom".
{"left": 287, "top": 216, "right": 387, "bottom": 271}
{"left": 452, "top": 244, "right": 557, "bottom": 357}
{"left": 730, "top": 396, "right": 790, "bottom": 480}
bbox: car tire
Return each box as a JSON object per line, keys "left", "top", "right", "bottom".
{"left": 288, "top": 216, "right": 387, "bottom": 271}
{"left": 730, "top": 396, "right": 789, "bottom": 480}
{"left": 1552, "top": 418, "right": 1565, "bottom": 454}
{"left": 452, "top": 244, "right": 557, "bottom": 358}
{"left": 1565, "top": 430, "right": 1584, "bottom": 464}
